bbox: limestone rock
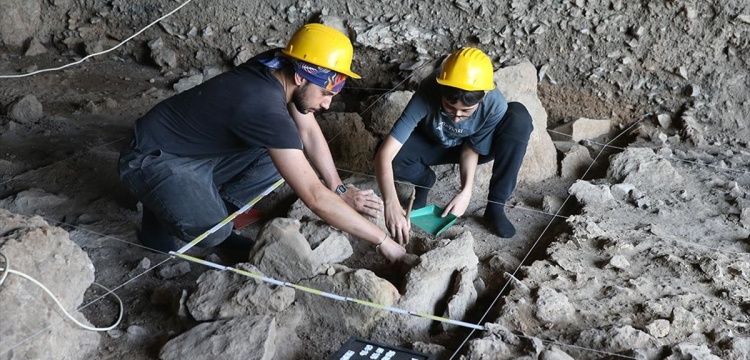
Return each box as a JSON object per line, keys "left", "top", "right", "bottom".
{"left": 159, "top": 315, "right": 276, "bottom": 360}
{"left": 550, "top": 117, "right": 611, "bottom": 142}
{"left": 0, "top": 209, "right": 99, "bottom": 360}
{"left": 493, "top": 61, "right": 557, "bottom": 183}
{"left": 6, "top": 95, "right": 44, "bottom": 123}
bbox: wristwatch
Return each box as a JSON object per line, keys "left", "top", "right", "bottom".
{"left": 335, "top": 184, "right": 348, "bottom": 195}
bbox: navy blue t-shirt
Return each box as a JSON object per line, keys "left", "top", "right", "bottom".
{"left": 389, "top": 70, "right": 508, "bottom": 155}
{"left": 131, "top": 49, "right": 303, "bottom": 157}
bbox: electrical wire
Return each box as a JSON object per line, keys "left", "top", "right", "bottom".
{"left": 0, "top": 0, "right": 194, "bottom": 79}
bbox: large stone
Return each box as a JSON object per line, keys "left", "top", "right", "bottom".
{"left": 159, "top": 315, "right": 276, "bottom": 360}
{"left": 6, "top": 95, "right": 44, "bottom": 123}
{"left": 0, "top": 209, "right": 99, "bottom": 360}
{"left": 0, "top": 0, "right": 41, "bottom": 49}
{"left": 298, "top": 268, "right": 400, "bottom": 334}
{"left": 380, "top": 232, "right": 479, "bottom": 339}
{"left": 550, "top": 117, "right": 612, "bottom": 142}
{"left": 440, "top": 266, "right": 478, "bottom": 331}
{"left": 249, "top": 218, "right": 317, "bottom": 282}
{"left": 187, "top": 264, "right": 295, "bottom": 321}
{"left": 560, "top": 144, "right": 594, "bottom": 179}
{"left": 535, "top": 287, "right": 575, "bottom": 323}
{"left": 493, "top": 61, "right": 557, "bottom": 183}
{"left": 607, "top": 148, "right": 683, "bottom": 190}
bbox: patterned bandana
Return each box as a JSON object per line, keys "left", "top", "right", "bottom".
{"left": 260, "top": 54, "right": 347, "bottom": 93}
{"left": 292, "top": 60, "right": 347, "bottom": 93}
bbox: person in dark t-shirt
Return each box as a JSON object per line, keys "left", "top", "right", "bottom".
{"left": 375, "top": 47, "right": 533, "bottom": 244}
{"left": 118, "top": 24, "right": 406, "bottom": 263}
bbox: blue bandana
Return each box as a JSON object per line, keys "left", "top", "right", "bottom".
{"left": 260, "top": 54, "right": 347, "bottom": 93}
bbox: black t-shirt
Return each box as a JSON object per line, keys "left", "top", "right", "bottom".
{"left": 131, "top": 49, "right": 303, "bottom": 157}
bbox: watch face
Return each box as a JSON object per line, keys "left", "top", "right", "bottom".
{"left": 336, "top": 184, "right": 347, "bottom": 195}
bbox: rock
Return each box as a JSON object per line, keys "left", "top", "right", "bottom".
{"left": 607, "top": 255, "right": 630, "bottom": 270}
{"left": 646, "top": 319, "right": 670, "bottom": 338}
{"left": 24, "top": 37, "right": 47, "bottom": 56}
{"left": 740, "top": 207, "right": 750, "bottom": 229}
{"left": 148, "top": 37, "right": 178, "bottom": 70}
{"left": 493, "top": 61, "right": 557, "bottom": 183}
{"left": 186, "top": 263, "right": 295, "bottom": 321}
{"left": 157, "top": 261, "right": 191, "bottom": 279}
{"left": 0, "top": 210, "right": 100, "bottom": 359}
{"left": 560, "top": 144, "right": 594, "bottom": 179}
{"left": 666, "top": 343, "right": 722, "bottom": 360}
{"left": 379, "top": 232, "right": 479, "bottom": 340}
{"left": 569, "top": 180, "right": 615, "bottom": 206}
{"left": 0, "top": 0, "right": 41, "bottom": 48}
{"left": 535, "top": 287, "right": 575, "bottom": 323}
{"left": 6, "top": 94, "right": 44, "bottom": 123}
{"left": 540, "top": 347, "right": 575, "bottom": 360}
{"left": 542, "top": 195, "right": 566, "bottom": 214}
{"left": 607, "top": 148, "right": 684, "bottom": 190}
{"left": 576, "top": 326, "right": 655, "bottom": 353}
{"left": 250, "top": 218, "right": 317, "bottom": 282}
{"left": 441, "top": 266, "right": 479, "bottom": 331}
{"left": 550, "top": 117, "right": 612, "bottom": 142}
{"left": 173, "top": 74, "right": 203, "bottom": 93}
{"left": 298, "top": 268, "right": 400, "bottom": 334}
{"left": 159, "top": 315, "right": 276, "bottom": 360}
{"left": 656, "top": 114, "right": 672, "bottom": 129}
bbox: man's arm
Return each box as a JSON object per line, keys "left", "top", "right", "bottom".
{"left": 442, "top": 142, "right": 479, "bottom": 217}
{"left": 374, "top": 135, "right": 411, "bottom": 244}
{"left": 288, "top": 104, "right": 383, "bottom": 217}
{"left": 268, "top": 146, "right": 405, "bottom": 262}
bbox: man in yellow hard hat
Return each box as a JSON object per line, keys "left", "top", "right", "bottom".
{"left": 375, "top": 47, "right": 533, "bottom": 243}
{"left": 119, "top": 24, "right": 406, "bottom": 263}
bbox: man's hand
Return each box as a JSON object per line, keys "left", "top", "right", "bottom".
{"left": 377, "top": 238, "right": 407, "bottom": 263}
{"left": 442, "top": 192, "right": 471, "bottom": 218}
{"left": 385, "top": 201, "right": 411, "bottom": 245}
{"left": 340, "top": 186, "right": 384, "bottom": 218}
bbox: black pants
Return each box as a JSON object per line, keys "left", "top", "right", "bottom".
{"left": 118, "top": 142, "right": 280, "bottom": 248}
{"left": 392, "top": 102, "right": 533, "bottom": 204}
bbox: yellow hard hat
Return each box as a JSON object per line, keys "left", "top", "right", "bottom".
{"left": 436, "top": 47, "right": 495, "bottom": 91}
{"left": 282, "top": 23, "right": 361, "bottom": 79}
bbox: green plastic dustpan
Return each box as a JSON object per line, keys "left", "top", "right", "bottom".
{"left": 409, "top": 204, "right": 457, "bottom": 236}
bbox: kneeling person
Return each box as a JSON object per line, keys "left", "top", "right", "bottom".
{"left": 375, "top": 47, "right": 533, "bottom": 244}
{"left": 118, "top": 24, "right": 405, "bottom": 262}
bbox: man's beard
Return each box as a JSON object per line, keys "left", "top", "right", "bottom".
{"left": 292, "top": 83, "right": 315, "bottom": 114}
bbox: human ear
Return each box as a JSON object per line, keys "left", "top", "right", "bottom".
{"left": 293, "top": 72, "right": 307, "bottom": 86}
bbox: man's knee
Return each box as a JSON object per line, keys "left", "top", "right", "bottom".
{"left": 499, "top": 102, "right": 534, "bottom": 139}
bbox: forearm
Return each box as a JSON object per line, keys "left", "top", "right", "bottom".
{"left": 375, "top": 136, "right": 402, "bottom": 208}
{"left": 301, "top": 129, "right": 342, "bottom": 190}
{"left": 458, "top": 143, "right": 479, "bottom": 197}
{"left": 291, "top": 104, "right": 342, "bottom": 191}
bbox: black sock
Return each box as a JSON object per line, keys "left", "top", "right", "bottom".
{"left": 484, "top": 203, "right": 516, "bottom": 238}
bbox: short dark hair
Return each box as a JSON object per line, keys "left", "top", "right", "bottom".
{"left": 439, "top": 85, "right": 485, "bottom": 106}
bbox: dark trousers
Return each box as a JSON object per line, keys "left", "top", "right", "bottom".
{"left": 392, "top": 102, "right": 532, "bottom": 205}
{"left": 118, "top": 143, "right": 280, "bottom": 248}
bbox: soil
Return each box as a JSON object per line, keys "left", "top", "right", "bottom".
{"left": 1, "top": 0, "right": 750, "bottom": 359}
